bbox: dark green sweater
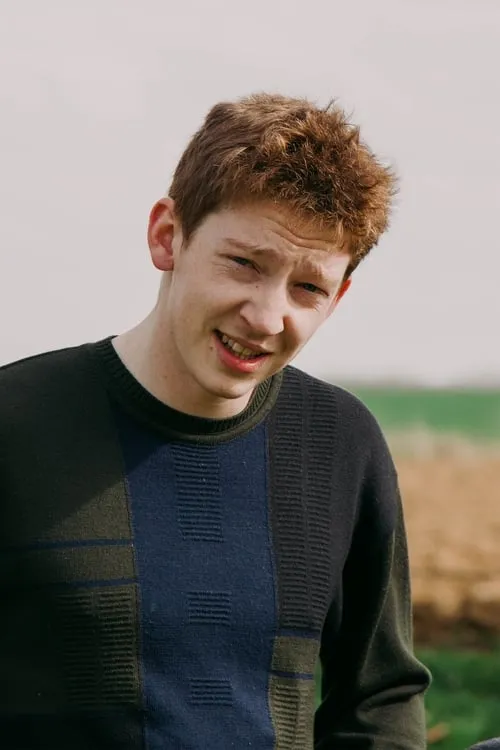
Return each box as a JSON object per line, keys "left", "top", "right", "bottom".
{"left": 0, "top": 337, "right": 430, "bottom": 749}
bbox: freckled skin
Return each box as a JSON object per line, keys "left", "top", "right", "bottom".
{"left": 113, "top": 200, "right": 351, "bottom": 419}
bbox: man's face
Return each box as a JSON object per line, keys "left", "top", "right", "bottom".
{"left": 149, "top": 200, "right": 351, "bottom": 414}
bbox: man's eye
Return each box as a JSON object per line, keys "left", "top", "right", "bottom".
{"left": 299, "top": 282, "right": 325, "bottom": 295}
{"left": 230, "top": 256, "right": 254, "bottom": 268}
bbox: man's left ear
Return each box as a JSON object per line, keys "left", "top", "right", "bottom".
{"left": 336, "top": 278, "right": 351, "bottom": 304}
{"left": 327, "top": 278, "right": 351, "bottom": 316}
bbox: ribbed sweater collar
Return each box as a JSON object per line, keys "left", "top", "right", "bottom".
{"left": 88, "top": 336, "right": 282, "bottom": 444}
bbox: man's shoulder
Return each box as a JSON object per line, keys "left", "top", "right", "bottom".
{"left": 282, "top": 364, "right": 384, "bottom": 435}
{"left": 279, "top": 364, "right": 393, "bottom": 471}
{"left": 0, "top": 340, "right": 102, "bottom": 431}
{"left": 0, "top": 341, "right": 91, "bottom": 390}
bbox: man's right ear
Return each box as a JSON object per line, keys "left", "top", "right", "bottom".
{"left": 147, "top": 198, "right": 180, "bottom": 272}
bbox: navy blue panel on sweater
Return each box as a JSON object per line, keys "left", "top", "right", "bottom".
{"left": 113, "top": 407, "right": 277, "bottom": 750}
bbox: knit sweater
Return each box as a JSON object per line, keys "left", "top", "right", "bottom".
{"left": 0, "top": 337, "right": 430, "bottom": 749}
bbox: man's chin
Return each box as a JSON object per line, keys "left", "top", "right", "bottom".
{"left": 203, "top": 370, "right": 263, "bottom": 405}
{"left": 202, "top": 356, "right": 280, "bottom": 409}
{"left": 211, "top": 381, "right": 257, "bottom": 403}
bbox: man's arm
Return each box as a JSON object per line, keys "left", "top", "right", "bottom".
{"left": 315, "top": 479, "right": 431, "bottom": 748}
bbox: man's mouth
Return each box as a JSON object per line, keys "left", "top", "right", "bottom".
{"left": 215, "top": 331, "right": 267, "bottom": 361}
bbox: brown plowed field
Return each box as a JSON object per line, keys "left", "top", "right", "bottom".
{"left": 395, "top": 439, "right": 500, "bottom": 646}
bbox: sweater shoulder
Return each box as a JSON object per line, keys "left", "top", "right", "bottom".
{"left": 282, "top": 365, "right": 389, "bottom": 450}
{"left": 278, "top": 366, "right": 399, "bottom": 534}
{"left": 0, "top": 343, "right": 91, "bottom": 389}
{"left": 0, "top": 342, "right": 101, "bottom": 434}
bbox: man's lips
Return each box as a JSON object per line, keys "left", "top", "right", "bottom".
{"left": 213, "top": 331, "right": 272, "bottom": 374}
{"left": 215, "top": 330, "right": 272, "bottom": 356}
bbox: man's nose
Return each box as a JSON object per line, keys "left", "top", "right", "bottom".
{"left": 239, "top": 288, "right": 288, "bottom": 337}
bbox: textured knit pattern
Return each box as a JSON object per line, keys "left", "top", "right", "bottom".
{"left": 0, "top": 338, "right": 431, "bottom": 749}
{"left": 172, "top": 444, "right": 224, "bottom": 542}
{"left": 114, "top": 407, "right": 277, "bottom": 749}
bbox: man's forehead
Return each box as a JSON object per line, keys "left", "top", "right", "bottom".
{"left": 212, "top": 203, "right": 350, "bottom": 255}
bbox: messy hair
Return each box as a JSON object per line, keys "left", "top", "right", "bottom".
{"left": 169, "top": 93, "right": 397, "bottom": 276}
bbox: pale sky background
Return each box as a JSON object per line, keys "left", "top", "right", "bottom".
{"left": 1, "top": 0, "right": 499, "bottom": 385}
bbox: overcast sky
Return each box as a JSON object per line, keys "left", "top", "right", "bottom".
{"left": 1, "top": 0, "right": 499, "bottom": 385}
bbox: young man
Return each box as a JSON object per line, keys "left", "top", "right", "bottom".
{"left": 0, "top": 93, "right": 431, "bottom": 749}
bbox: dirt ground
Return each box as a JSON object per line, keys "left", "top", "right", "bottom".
{"left": 393, "top": 435, "right": 500, "bottom": 647}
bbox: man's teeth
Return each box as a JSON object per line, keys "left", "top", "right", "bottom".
{"left": 220, "top": 333, "right": 260, "bottom": 360}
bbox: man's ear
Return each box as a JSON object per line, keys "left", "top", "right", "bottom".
{"left": 335, "top": 277, "right": 351, "bottom": 304}
{"left": 147, "top": 197, "right": 180, "bottom": 272}
{"left": 326, "top": 277, "right": 352, "bottom": 317}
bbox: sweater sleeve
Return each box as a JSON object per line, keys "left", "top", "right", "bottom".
{"left": 314, "top": 459, "right": 431, "bottom": 748}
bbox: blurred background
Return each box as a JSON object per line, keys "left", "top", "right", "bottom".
{"left": 1, "top": 1, "right": 499, "bottom": 746}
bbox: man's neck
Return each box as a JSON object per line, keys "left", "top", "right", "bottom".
{"left": 112, "top": 315, "right": 254, "bottom": 420}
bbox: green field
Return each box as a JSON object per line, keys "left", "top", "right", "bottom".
{"left": 419, "top": 647, "right": 500, "bottom": 748}
{"left": 341, "top": 386, "right": 500, "bottom": 441}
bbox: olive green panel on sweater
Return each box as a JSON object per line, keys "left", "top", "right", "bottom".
{"left": 269, "top": 635, "right": 320, "bottom": 750}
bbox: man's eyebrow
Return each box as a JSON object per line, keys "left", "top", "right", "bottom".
{"left": 222, "top": 237, "right": 273, "bottom": 255}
